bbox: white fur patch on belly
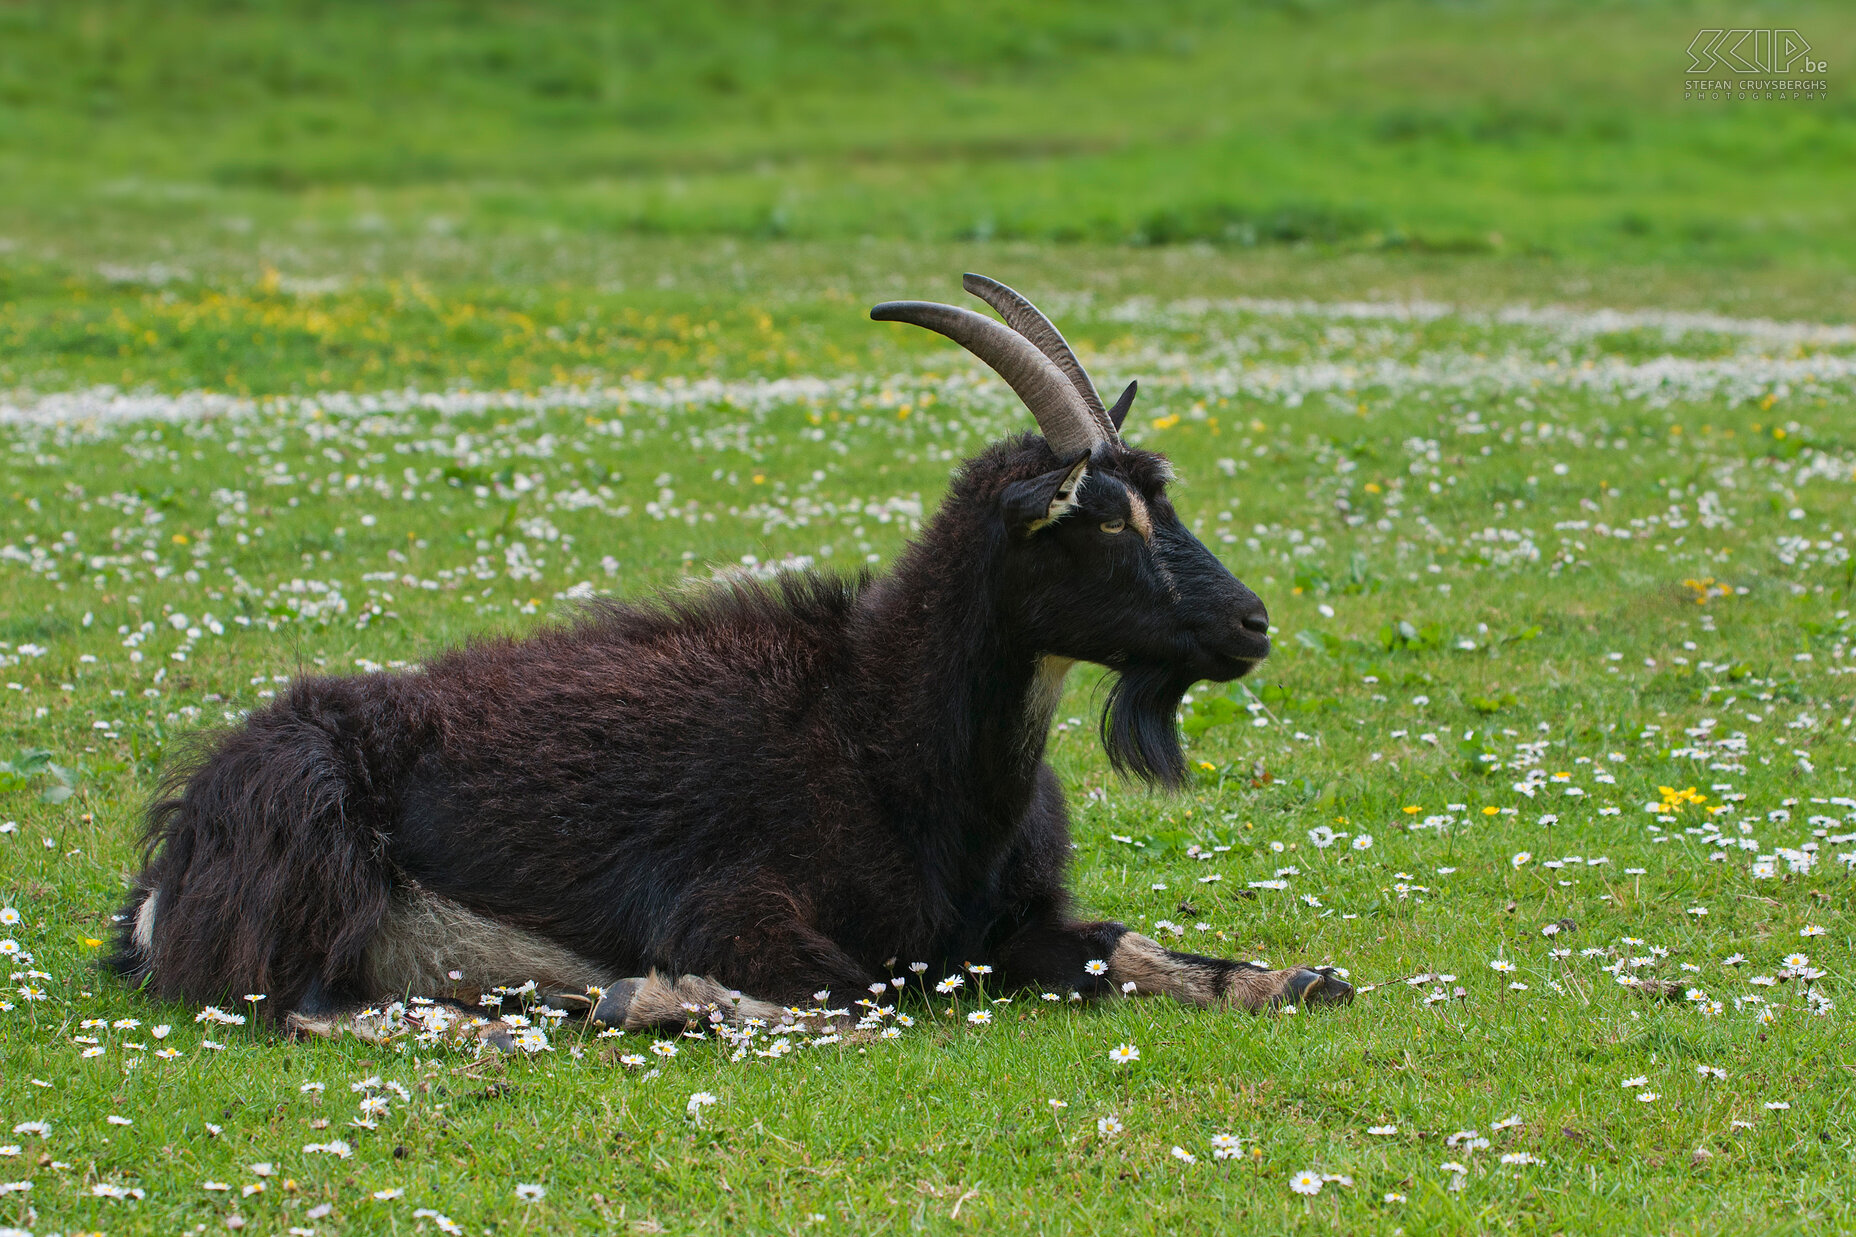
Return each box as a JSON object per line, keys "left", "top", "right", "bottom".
{"left": 364, "top": 885, "right": 619, "bottom": 1000}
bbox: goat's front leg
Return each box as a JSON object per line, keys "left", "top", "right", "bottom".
{"left": 1104, "top": 929, "right": 1352, "bottom": 1010}
{"left": 997, "top": 919, "right": 1351, "bottom": 1011}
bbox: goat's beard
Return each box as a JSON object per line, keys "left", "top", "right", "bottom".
{"left": 1101, "top": 664, "right": 1194, "bottom": 788}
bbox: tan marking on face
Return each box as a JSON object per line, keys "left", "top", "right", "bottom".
{"left": 1028, "top": 458, "right": 1091, "bottom": 532}
{"left": 1125, "top": 491, "right": 1154, "bottom": 541}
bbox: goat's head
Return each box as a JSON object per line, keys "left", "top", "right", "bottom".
{"left": 874, "top": 275, "right": 1269, "bottom": 786}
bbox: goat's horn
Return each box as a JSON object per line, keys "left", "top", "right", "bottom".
{"left": 870, "top": 299, "right": 1109, "bottom": 458}
{"left": 961, "top": 273, "right": 1117, "bottom": 442}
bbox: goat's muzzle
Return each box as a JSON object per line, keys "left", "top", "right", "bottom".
{"left": 1187, "top": 593, "right": 1269, "bottom": 681}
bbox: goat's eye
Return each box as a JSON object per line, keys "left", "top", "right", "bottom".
{"left": 1099, "top": 518, "right": 1126, "bottom": 535}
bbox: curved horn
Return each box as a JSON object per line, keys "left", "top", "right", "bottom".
{"left": 962, "top": 273, "right": 1117, "bottom": 441}
{"left": 870, "top": 300, "right": 1108, "bottom": 458}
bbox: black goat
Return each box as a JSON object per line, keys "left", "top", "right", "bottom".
{"left": 112, "top": 274, "right": 1351, "bottom": 1040}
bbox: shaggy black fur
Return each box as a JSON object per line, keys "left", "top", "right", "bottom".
{"left": 111, "top": 433, "right": 1274, "bottom": 1016}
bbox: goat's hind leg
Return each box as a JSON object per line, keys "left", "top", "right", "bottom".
{"left": 284, "top": 988, "right": 534, "bottom": 1051}
{"left": 553, "top": 905, "right": 878, "bottom": 1036}
{"left": 283, "top": 984, "right": 751, "bottom": 1050}
{"left": 287, "top": 886, "right": 622, "bottom": 1049}
{"left": 552, "top": 973, "right": 792, "bottom": 1034}
{"left": 322, "top": 887, "right": 820, "bottom": 1044}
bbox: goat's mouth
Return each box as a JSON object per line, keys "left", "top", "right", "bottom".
{"left": 1192, "top": 632, "right": 1270, "bottom": 681}
{"left": 1205, "top": 651, "right": 1266, "bottom": 682}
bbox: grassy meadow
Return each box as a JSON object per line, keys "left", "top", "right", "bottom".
{"left": 2, "top": 2, "right": 1854, "bottom": 1234}
{"left": 3, "top": 0, "right": 1855, "bottom": 279}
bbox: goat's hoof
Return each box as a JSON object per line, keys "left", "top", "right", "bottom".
{"left": 544, "top": 989, "right": 593, "bottom": 1014}
{"left": 1284, "top": 966, "right": 1353, "bottom": 1008}
{"left": 285, "top": 1008, "right": 397, "bottom": 1044}
{"left": 285, "top": 1011, "right": 338, "bottom": 1041}
{"left": 590, "top": 977, "right": 647, "bottom": 1028}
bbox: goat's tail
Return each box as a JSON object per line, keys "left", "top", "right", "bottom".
{"left": 109, "top": 676, "right": 422, "bottom": 1017}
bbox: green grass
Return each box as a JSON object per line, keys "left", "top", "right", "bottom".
{"left": 2, "top": 256, "right": 1854, "bottom": 1234}
{"left": 2, "top": 1, "right": 1854, "bottom": 1232}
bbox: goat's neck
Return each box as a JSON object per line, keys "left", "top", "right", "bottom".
{"left": 852, "top": 560, "right": 1065, "bottom": 825}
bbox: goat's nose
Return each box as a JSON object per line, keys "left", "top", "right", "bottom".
{"left": 1240, "top": 609, "right": 1270, "bottom": 635}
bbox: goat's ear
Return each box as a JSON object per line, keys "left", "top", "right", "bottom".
{"left": 1004, "top": 456, "right": 1090, "bottom": 534}
{"left": 1105, "top": 380, "right": 1138, "bottom": 432}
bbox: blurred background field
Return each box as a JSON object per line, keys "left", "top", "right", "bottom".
{"left": 1, "top": 0, "right": 1852, "bottom": 395}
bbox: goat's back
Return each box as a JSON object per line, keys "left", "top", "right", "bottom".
{"left": 383, "top": 571, "right": 897, "bottom": 972}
